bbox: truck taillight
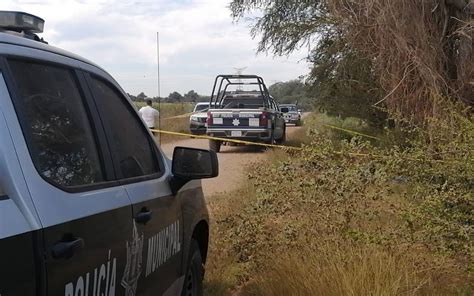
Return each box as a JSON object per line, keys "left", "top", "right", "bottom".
{"left": 207, "top": 112, "right": 213, "bottom": 125}
{"left": 260, "top": 112, "right": 269, "bottom": 127}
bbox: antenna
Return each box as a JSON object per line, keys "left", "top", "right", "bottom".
{"left": 233, "top": 67, "right": 247, "bottom": 91}
{"left": 156, "top": 31, "right": 161, "bottom": 145}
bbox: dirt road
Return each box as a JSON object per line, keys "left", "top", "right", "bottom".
{"left": 160, "top": 125, "right": 304, "bottom": 196}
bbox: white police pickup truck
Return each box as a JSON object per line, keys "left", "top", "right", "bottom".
{"left": 280, "top": 104, "right": 302, "bottom": 126}
{"left": 189, "top": 102, "right": 209, "bottom": 135}
{"left": 206, "top": 75, "right": 286, "bottom": 152}
{"left": 0, "top": 11, "right": 217, "bottom": 296}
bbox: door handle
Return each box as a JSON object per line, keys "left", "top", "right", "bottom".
{"left": 135, "top": 210, "right": 153, "bottom": 225}
{"left": 52, "top": 237, "right": 85, "bottom": 259}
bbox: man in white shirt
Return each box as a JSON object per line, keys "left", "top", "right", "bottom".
{"left": 139, "top": 99, "right": 160, "bottom": 132}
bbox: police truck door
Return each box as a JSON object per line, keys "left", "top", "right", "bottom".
{"left": 87, "top": 75, "right": 183, "bottom": 295}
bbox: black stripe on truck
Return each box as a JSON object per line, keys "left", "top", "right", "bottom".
{"left": 0, "top": 195, "right": 9, "bottom": 200}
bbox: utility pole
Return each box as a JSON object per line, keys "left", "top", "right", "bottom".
{"left": 233, "top": 67, "right": 247, "bottom": 91}
{"left": 156, "top": 31, "right": 161, "bottom": 144}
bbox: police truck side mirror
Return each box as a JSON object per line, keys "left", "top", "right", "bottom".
{"left": 170, "top": 147, "right": 219, "bottom": 194}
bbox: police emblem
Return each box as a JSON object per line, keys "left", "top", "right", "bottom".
{"left": 232, "top": 118, "right": 240, "bottom": 126}
{"left": 121, "top": 222, "right": 144, "bottom": 296}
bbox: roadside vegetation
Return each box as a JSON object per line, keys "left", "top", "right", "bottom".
{"left": 268, "top": 78, "right": 313, "bottom": 110}
{"left": 205, "top": 112, "right": 473, "bottom": 295}
{"left": 204, "top": 0, "right": 472, "bottom": 295}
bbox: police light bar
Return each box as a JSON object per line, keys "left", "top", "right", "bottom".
{"left": 0, "top": 11, "right": 44, "bottom": 33}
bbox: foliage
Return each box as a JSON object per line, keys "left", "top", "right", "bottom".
{"left": 308, "top": 35, "right": 387, "bottom": 127}
{"left": 167, "top": 91, "right": 184, "bottom": 103}
{"left": 230, "top": 0, "right": 473, "bottom": 126}
{"left": 329, "top": 0, "right": 473, "bottom": 123}
{"left": 211, "top": 1, "right": 474, "bottom": 294}
{"left": 136, "top": 92, "right": 147, "bottom": 100}
{"left": 205, "top": 113, "right": 473, "bottom": 295}
{"left": 129, "top": 90, "right": 209, "bottom": 103}
{"left": 268, "top": 79, "right": 313, "bottom": 110}
{"left": 230, "top": 0, "right": 386, "bottom": 126}
{"left": 183, "top": 90, "right": 200, "bottom": 102}
{"left": 230, "top": 0, "right": 327, "bottom": 55}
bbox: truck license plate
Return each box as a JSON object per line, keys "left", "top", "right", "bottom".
{"left": 231, "top": 131, "right": 242, "bottom": 137}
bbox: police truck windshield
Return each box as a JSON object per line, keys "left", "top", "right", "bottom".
{"left": 194, "top": 104, "right": 209, "bottom": 112}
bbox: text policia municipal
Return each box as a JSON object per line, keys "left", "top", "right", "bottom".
{"left": 64, "top": 220, "right": 181, "bottom": 296}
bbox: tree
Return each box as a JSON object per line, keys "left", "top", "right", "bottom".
{"left": 268, "top": 79, "right": 312, "bottom": 109}
{"left": 127, "top": 93, "right": 138, "bottom": 101}
{"left": 184, "top": 90, "right": 200, "bottom": 102}
{"left": 230, "top": 0, "right": 386, "bottom": 126}
{"left": 136, "top": 92, "right": 147, "bottom": 101}
{"left": 230, "top": 0, "right": 473, "bottom": 125}
{"left": 167, "top": 91, "right": 183, "bottom": 102}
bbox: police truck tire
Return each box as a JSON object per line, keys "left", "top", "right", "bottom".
{"left": 209, "top": 140, "right": 221, "bottom": 153}
{"left": 182, "top": 240, "right": 204, "bottom": 296}
{"left": 268, "top": 130, "right": 275, "bottom": 145}
{"left": 277, "top": 126, "right": 286, "bottom": 144}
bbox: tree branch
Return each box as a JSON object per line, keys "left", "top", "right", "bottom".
{"left": 446, "top": 0, "right": 474, "bottom": 14}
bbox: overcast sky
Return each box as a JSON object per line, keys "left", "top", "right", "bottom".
{"left": 4, "top": 0, "right": 310, "bottom": 96}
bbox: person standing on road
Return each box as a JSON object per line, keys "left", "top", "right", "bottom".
{"left": 139, "top": 99, "right": 160, "bottom": 134}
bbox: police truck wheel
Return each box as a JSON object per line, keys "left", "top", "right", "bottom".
{"left": 267, "top": 130, "right": 275, "bottom": 145}
{"left": 209, "top": 140, "right": 221, "bottom": 153}
{"left": 182, "top": 240, "right": 204, "bottom": 296}
{"left": 277, "top": 126, "right": 286, "bottom": 144}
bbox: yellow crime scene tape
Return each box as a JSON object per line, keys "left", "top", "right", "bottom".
{"left": 161, "top": 112, "right": 194, "bottom": 120}
{"left": 323, "top": 124, "right": 380, "bottom": 140}
{"left": 150, "top": 128, "right": 303, "bottom": 150}
{"left": 151, "top": 128, "right": 464, "bottom": 164}
{"left": 154, "top": 112, "right": 463, "bottom": 164}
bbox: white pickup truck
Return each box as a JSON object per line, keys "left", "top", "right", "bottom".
{"left": 280, "top": 103, "right": 302, "bottom": 126}
{"left": 206, "top": 75, "right": 286, "bottom": 152}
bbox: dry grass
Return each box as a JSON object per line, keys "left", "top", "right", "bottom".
{"left": 159, "top": 117, "right": 190, "bottom": 143}
{"left": 205, "top": 184, "right": 472, "bottom": 296}
{"left": 240, "top": 246, "right": 469, "bottom": 296}
{"left": 205, "top": 186, "right": 260, "bottom": 296}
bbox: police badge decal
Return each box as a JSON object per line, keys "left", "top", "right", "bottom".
{"left": 121, "top": 222, "right": 144, "bottom": 296}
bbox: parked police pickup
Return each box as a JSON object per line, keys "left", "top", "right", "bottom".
{"left": 189, "top": 102, "right": 209, "bottom": 135}
{"left": 0, "top": 11, "right": 217, "bottom": 296}
{"left": 280, "top": 104, "right": 302, "bottom": 126}
{"left": 206, "top": 75, "right": 286, "bottom": 152}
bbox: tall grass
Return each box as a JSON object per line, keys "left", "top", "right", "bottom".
{"left": 241, "top": 246, "right": 451, "bottom": 296}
